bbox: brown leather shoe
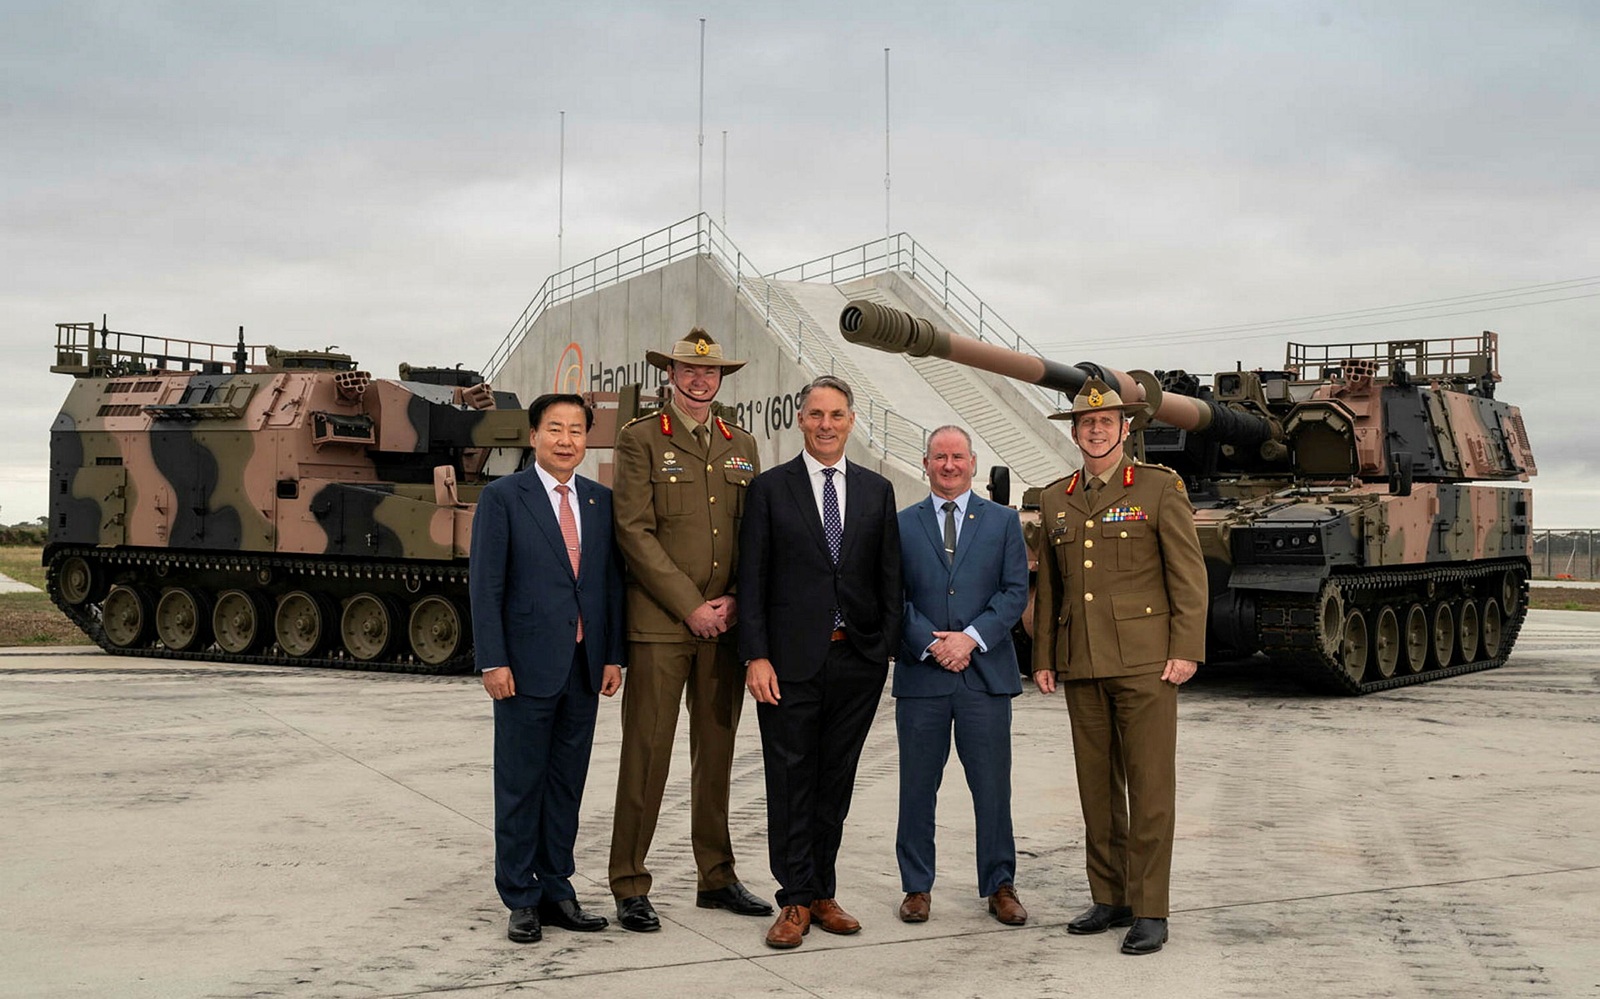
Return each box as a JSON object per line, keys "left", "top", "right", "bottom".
{"left": 809, "top": 897, "right": 862, "bottom": 935}
{"left": 988, "top": 884, "right": 1028, "bottom": 926}
{"left": 764, "top": 905, "right": 811, "bottom": 949}
{"left": 897, "top": 891, "right": 930, "bottom": 923}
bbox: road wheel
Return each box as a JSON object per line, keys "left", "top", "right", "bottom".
{"left": 155, "top": 587, "right": 212, "bottom": 652}
{"left": 342, "top": 593, "right": 400, "bottom": 662}
{"left": 1373, "top": 605, "right": 1400, "bottom": 680}
{"left": 409, "top": 596, "right": 464, "bottom": 666}
{"left": 276, "top": 590, "right": 333, "bottom": 659}
{"left": 102, "top": 584, "right": 153, "bottom": 649}
{"left": 1457, "top": 599, "right": 1481, "bottom": 663}
{"left": 1482, "top": 598, "right": 1504, "bottom": 659}
{"left": 214, "top": 589, "right": 270, "bottom": 655}
{"left": 1339, "top": 608, "right": 1369, "bottom": 685}
{"left": 1402, "top": 603, "right": 1429, "bottom": 673}
{"left": 1430, "top": 602, "right": 1455, "bottom": 668}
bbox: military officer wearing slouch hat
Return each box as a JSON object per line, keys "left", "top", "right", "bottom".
{"left": 608, "top": 328, "right": 772, "bottom": 932}
{"left": 1032, "top": 378, "right": 1207, "bottom": 956}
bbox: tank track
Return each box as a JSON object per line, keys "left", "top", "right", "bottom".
{"left": 1257, "top": 558, "right": 1530, "bottom": 695}
{"left": 45, "top": 545, "right": 473, "bottom": 675}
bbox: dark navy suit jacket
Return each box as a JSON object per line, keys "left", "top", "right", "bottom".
{"left": 894, "top": 493, "right": 1028, "bottom": 698}
{"left": 738, "top": 455, "right": 902, "bottom": 679}
{"left": 469, "top": 466, "right": 625, "bottom": 694}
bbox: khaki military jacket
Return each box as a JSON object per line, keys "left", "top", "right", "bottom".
{"left": 612, "top": 403, "right": 760, "bottom": 643}
{"left": 1031, "top": 456, "right": 1208, "bottom": 679}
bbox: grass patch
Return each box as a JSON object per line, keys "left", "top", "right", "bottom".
{"left": 1527, "top": 586, "right": 1600, "bottom": 612}
{"left": 0, "top": 546, "right": 48, "bottom": 589}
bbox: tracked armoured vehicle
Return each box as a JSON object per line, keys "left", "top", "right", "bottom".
{"left": 44, "top": 320, "right": 535, "bottom": 673}
{"left": 841, "top": 302, "right": 1537, "bottom": 693}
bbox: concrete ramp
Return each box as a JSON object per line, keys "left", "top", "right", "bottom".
{"left": 488, "top": 215, "right": 1079, "bottom": 505}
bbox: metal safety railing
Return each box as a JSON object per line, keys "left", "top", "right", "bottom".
{"left": 480, "top": 214, "right": 935, "bottom": 468}
{"left": 1532, "top": 529, "right": 1599, "bottom": 580}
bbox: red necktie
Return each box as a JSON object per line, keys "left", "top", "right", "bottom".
{"left": 556, "top": 483, "right": 583, "bottom": 642}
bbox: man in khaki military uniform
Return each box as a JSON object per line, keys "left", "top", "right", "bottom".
{"left": 1032, "top": 378, "right": 1207, "bottom": 956}
{"left": 609, "top": 328, "right": 772, "bottom": 932}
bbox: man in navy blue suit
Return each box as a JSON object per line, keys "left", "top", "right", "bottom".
{"left": 893, "top": 425, "right": 1030, "bottom": 927}
{"left": 470, "top": 393, "right": 625, "bottom": 945}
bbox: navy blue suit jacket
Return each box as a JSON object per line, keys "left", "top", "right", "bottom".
{"left": 738, "top": 455, "right": 902, "bottom": 680}
{"left": 894, "top": 493, "right": 1028, "bottom": 698}
{"left": 469, "top": 466, "right": 625, "bottom": 696}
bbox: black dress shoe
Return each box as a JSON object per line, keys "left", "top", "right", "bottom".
{"left": 696, "top": 882, "right": 775, "bottom": 917}
{"left": 617, "top": 894, "right": 661, "bottom": 932}
{"left": 1121, "top": 917, "right": 1169, "bottom": 955}
{"left": 1066, "top": 902, "right": 1135, "bottom": 935}
{"left": 539, "top": 897, "right": 608, "bottom": 932}
{"left": 507, "top": 906, "right": 542, "bottom": 943}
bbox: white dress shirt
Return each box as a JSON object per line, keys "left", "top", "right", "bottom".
{"left": 800, "top": 450, "right": 847, "bottom": 524}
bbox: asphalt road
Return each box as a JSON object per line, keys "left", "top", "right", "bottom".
{"left": 2, "top": 609, "right": 1596, "bottom": 998}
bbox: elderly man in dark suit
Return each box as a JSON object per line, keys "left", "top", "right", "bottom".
{"left": 470, "top": 393, "right": 625, "bottom": 945}
{"left": 893, "top": 425, "right": 1030, "bottom": 927}
{"left": 738, "top": 374, "right": 902, "bottom": 949}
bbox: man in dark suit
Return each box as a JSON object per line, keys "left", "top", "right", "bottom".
{"left": 738, "top": 374, "right": 902, "bottom": 949}
{"left": 893, "top": 426, "right": 1030, "bottom": 928}
{"left": 470, "top": 393, "right": 625, "bottom": 945}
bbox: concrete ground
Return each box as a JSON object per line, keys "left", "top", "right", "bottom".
{"left": 2, "top": 611, "right": 1597, "bottom": 999}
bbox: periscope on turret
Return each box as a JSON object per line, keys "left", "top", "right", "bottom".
{"left": 838, "top": 300, "right": 1537, "bottom": 694}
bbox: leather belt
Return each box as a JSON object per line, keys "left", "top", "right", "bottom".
{"left": 830, "top": 628, "right": 847, "bottom": 642}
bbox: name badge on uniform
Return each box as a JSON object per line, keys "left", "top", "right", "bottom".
{"left": 1103, "top": 505, "right": 1147, "bottom": 522}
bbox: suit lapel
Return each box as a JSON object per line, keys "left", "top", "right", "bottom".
{"left": 915, "top": 496, "right": 946, "bottom": 570}
{"left": 783, "top": 457, "right": 829, "bottom": 556}
{"left": 838, "top": 462, "right": 869, "bottom": 564}
{"left": 517, "top": 468, "right": 576, "bottom": 580}
{"left": 574, "top": 476, "right": 603, "bottom": 584}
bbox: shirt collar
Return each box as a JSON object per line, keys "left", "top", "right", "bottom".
{"left": 801, "top": 450, "right": 848, "bottom": 478}
{"left": 929, "top": 489, "right": 972, "bottom": 513}
{"left": 533, "top": 462, "right": 574, "bottom": 495}
{"left": 669, "top": 400, "right": 709, "bottom": 433}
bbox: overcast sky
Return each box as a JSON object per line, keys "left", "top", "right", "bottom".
{"left": 3, "top": 0, "right": 1596, "bottom": 525}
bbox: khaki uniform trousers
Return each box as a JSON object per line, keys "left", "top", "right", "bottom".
{"left": 1062, "top": 669, "right": 1177, "bottom": 917}
{"left": 609, "top": 637, "right": 744, "bottom": 898}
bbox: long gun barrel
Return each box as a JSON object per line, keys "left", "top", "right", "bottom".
{"left": 839, "top": 300, "right": 1279, "bottom": 449}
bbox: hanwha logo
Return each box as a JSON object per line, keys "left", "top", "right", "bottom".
{"left": 554, "top": 342, "right": 583, "bottom": 393}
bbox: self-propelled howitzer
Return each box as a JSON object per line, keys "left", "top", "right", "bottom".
{"left": 840, "top": 301, "right": 1537, "bottom": 693}
{"left": 44, "top": 320, "right": 535, "bottom": 673}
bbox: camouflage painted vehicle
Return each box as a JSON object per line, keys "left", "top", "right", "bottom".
{"left": 44, "top": 320, "right": 533, "bottom": 673}
{"left": 841, "top": 302, "right": 1537, "bottom": 693}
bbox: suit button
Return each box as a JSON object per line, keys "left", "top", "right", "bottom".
{"left": 669, "top": 475, "right": 678, "bottom": 483}
{"left": 1146, "top": 606, "right": 1153, "bottom": 614}
{"left": 1084, "top": 559, "right": 1093, "bottom": 569}
{"left": 1084, "top": 592, "right": 1095, "bottom": 602}
{"left": 709, "top": 496, "right": 717, "bottom": 504}
{"left": 1085, "top": 519, "right": 1094, "bottom": 528}
{"left": 1120, "top": 530, "right": 1128, "bottom": 538}
{"left": 713, "top": 528, "right": 719, "bottom": 536}
{"left": 948, "top": 588, "right": 956, "bottom": 595}
{"left": 706, "top": 464, "right": 713, "bottom": 471}
{"left": 1084, "top": 539, "right": 1094, "bottom": 549}
{"left": 713, "top": 561, "right": 719, "bottom": 569}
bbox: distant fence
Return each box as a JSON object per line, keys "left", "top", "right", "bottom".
{"left": 1533, "top": 529, "right": 1598, "bottom": 580}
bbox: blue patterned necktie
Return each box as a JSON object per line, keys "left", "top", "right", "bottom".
{"left": 823, "top": 467, "right": 843, "bottom": 629}
{"left": 822, "top": 467, "right": 842, "bottom": 564}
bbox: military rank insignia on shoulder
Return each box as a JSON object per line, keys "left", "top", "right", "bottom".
{"left": 620, "top": 413, "right": 656, "bottom": 430}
